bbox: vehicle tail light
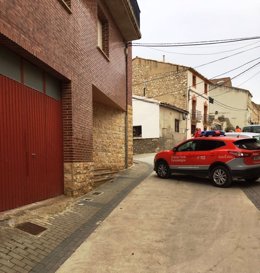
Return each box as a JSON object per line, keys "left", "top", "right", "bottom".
{"left": 228, "top": 151, "right": 251, "bottom": 158}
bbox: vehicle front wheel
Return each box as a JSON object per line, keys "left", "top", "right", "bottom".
{"left": 210, "top": 165, "right": 232, "bottom": 187}
{"left": 156, "top": 160, "right": 170, "bottom": 179}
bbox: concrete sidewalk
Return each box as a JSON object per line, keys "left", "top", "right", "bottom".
{"left": 0, "top": 159, "right": 153, "bottom": 273}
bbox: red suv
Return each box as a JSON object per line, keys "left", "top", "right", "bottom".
{"left": 154, "top": 132, "right": 260, "bottom": 187}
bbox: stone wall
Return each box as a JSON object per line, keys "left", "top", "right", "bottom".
{"left": 64, "top": 162, "right": 94, "bottom": 197}
{"left": 134, "top": 136, "right": 181, "bottom": 154}
{"left": 93, "top": 102, "right": 126, "bottom": 171}
{"left": 134, "top": 138, "right": 160, "bottom": 154}
{"left": 132, "top": 57, "right": 188, "bottom": 110}
{"left": 127, "top": 105, "right": 134, "bottom": 166}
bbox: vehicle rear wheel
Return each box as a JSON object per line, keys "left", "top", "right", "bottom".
{"left": 210, "top": 165, "right": 232, "bottom": 187}
{"left": 156, "top": 160, "right": 170, "bottom": 179}
{"left": 244, "top": 177, "right": 259, "bottom": 183}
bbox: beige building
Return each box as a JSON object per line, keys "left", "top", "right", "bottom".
{"left": 249, "top": 101, "right": 260, "bottom": 124}
{"left": 209, "top": 80, "right": 254, "bottom": 130}
{"left": 132, "top": 57, "right": 211, "bottom": 139}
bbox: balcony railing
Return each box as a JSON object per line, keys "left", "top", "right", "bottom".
{"left": 191, "top": 110, "right": 202, "bottom": 122}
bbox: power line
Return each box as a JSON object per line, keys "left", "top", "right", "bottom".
{"left": 133, "top": 54, "right": 260, "bottom": 88}
{"left": 145, "top": 40, "right": 260, "bottom": 56}
{"left": 205, "top": 60, "right": 260, "bottom": 99}
{"left": 211, "top": 56, "right": 260, "bottom": 80}
{"left": 237, "top": 70, "right": 260, "bottom": 87}
{"left": 135, "top": 60, "right": 260, "bottom": 103}
{"left": 212, "top": 100, "right": 247, "bottom": 111}
{"left": 231, "top": 60, "right": 260, "bottom": 80}
{"left": 195, "top": 45, "right": 260, "bottom": 68}
{"left": 204, "top": 61, "right": 260, "bottom": 111}
{"left": 132, "top": 36, "right": 260, "bottom": 47}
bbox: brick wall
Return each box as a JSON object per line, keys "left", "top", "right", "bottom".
{"left": 0, "top": 1, "right": 133, "bottom": 197}
{"left": 0, "top": 0, "right": 128, "bottom": 160}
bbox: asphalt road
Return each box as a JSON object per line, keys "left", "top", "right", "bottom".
{"left": 56, "top": 154, "right": 260, "bottom": 273}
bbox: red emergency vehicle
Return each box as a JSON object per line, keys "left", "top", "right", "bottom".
{"left": 154, "top": 131, "right": 260, "bottom": 187}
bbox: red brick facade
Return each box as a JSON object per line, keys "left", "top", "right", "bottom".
{"left": 1, "top": 0, "right": 130, "bottom": 161}
{"left": 0, "top": 0, "right": 140, "bottom": 199}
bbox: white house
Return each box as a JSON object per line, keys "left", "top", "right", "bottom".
{"left": 133, "top": 95, "right": 188, "bottom": 154}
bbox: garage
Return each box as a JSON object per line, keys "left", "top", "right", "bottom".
{"left": 0, "top": 46, "right": 63, "bottom": 212}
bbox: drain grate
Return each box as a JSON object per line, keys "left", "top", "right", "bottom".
{"left": 16, "top": 222, "right": 47, "bottom": 235}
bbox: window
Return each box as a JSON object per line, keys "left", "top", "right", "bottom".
{"left": 133, "top": 126, "right": 142, "bottom": 137}
{"left": 191, "top": 98, "right": 197, "bottom": 120}
{"left": 177, "top": 140, "right": 196, "bottom": 152}
{"left": 192, "top": 74, "right": 196, "bottom": 87}
{"left": 204, "top": 83, "right": 208, "bottom": 94}
{"left": 0, "top": 45, "right": 21, "bottom": 82}
{"left": 46, "top": 74, "right": 61, "bottom": 100}
{"left": 23, "top": 61, "right": 44, "bottom": 92}
{"left": 196, "top": 140, "right": 225, "bottom": 151}
{"left": 234, "top": 138, "right": 260, "bottom": 150}
{"left": 97, "top": 7, "right": 109, "bottom": 57}
{"left": 203, "top": 105, "right": 208, "bottom": 123}
{"left": 175, "top": 119, "right": 180, "bottom": 132}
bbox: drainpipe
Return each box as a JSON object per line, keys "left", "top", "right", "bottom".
{"left": 124, "top": 42, "right": 129, "bottom": 168}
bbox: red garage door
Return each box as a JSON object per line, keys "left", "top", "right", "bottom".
{"left": 0, "top": 75, "right": 63, "bottom": 212}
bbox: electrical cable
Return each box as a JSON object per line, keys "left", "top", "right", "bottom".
{"left": 203, "top": 60, "right": 260, "bottom": 100}
{"left": 210, "top": 56, "right": 260, "bottom": 80}
{"left": 145, "top": 40, "right": 260, "bottom": 56}
{"left": 212, "top": 100, "right": 247, "bottom": 111}
{"left": 132, "top": 36, "right": 260, "bottom": 47}
{"left": 140, "top": 60, "right": 260, "bottom": 104}
{"left": 195, "top": 45, "right": 260, "bottom": 68}
{"left": 237, "top": 70, "right": 260, "bottom": 87}
{"left": 133, "top": 46, "right": 260, "bottom": 87}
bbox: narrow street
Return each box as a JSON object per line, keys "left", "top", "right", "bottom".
{"left": 56, "top": 154, "right": 260, "bottom": 273}
{"left": 0, "top": 154, "right": 260, "bottom": 273}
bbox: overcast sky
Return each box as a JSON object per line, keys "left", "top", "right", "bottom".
{"left": 132, "top": 0, "right": 260, "bottom": 103}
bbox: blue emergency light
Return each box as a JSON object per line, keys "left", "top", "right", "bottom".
{"left": 200, "top": 130, "right": 225, "bottom": 137}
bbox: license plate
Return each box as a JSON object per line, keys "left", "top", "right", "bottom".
{"left": 253, "top": 156, "right": 260, "bottom": 160}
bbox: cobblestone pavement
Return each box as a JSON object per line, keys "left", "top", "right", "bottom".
{"left": 0, "top": 161, "right": 153, "bottom": 273}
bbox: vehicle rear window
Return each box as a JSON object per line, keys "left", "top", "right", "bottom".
{"left": 234, "top": 138, "right": 260, "bottom": 150}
